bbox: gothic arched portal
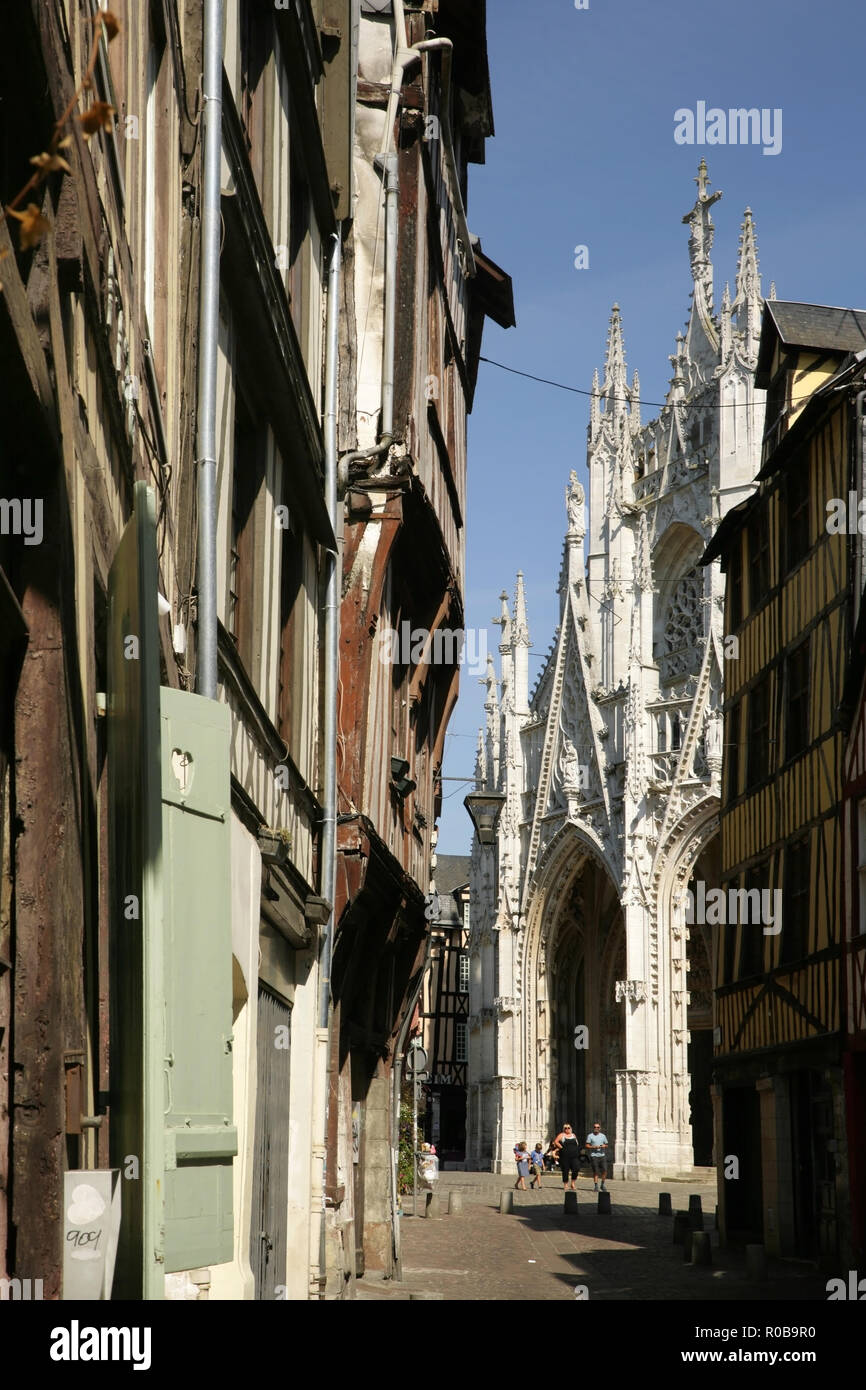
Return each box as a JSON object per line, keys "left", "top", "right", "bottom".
{"left": 686, "top": 835, "right": 720, "bottom": 1167}
{"left": 544, "top": 854, "right": 624, "bottom": 1153}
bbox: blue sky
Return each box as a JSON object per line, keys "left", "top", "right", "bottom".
{"left": 436, "top": 0, "right": 866, "bottom": 853}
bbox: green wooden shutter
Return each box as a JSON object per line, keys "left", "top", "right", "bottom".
{"left": 107, "top": 483, "right": 165, "bottom": 1300}
{"left": 160, "top": 685, "right": 237, "bottom": 1272}
{"left": 109, "top": 484, "right": 237, "bottom": 1290}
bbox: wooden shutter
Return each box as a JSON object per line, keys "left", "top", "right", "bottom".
{"left": 250, "top": 985, "right": 291, "bottom": 1298}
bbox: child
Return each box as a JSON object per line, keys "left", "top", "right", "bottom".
{"left": 530, "top": 1143, "right": 545, "bottom": 1188}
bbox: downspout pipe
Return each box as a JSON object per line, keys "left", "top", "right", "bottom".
{"left": 195, "top": 0, "right": 224, "bottom": 700}
{"left": 316, "top": 227, "right": 342, "bottom": 1295}
{"left": 319, "top": 228, "right": 342, "bottom": 1032}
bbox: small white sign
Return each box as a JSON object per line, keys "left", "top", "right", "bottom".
{"left": 62, "top": 1170, "right": 121, "bottom": 1300}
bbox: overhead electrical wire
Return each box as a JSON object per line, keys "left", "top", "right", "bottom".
{"left": 479, "top": 355, "right": 850, "bottom": 411}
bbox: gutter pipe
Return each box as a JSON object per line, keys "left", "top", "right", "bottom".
{"left": 319, "top": 228, "right": 342, "bottom": 1033}
{"left": 195, "top": 0, "right": 224, "bottom": 699}
{"left": 315, "top": 226, "right": 343, "bottom": 1296}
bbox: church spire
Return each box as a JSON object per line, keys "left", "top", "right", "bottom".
{"left": 681, "top": 158, "right": 721, "bottom": 323}
{"left": 590, "top": 368, "right": 601, "bottom": 443}
{"left": 495, "top": 590, "right": 513, "bottom": 715}
{"left": 513, "top": 571, "right": 530, "bottom": 647}
{"left": 731, "top": 206, "right": 763, "bottom": 364}
{"left": 496, "top": 589, "right": 511, "bottom": 650}
{"left": 603, "top": 303, "right": 629, "bottom": 424}
{"left": 474, "top": 729, "right": 486, "bottom": 791}
{"left": 513, "top": 571, "right": 530, "bottom": 715}
{"left": 484, "top": 653, "right": 500, "bottom": 787}
{"left": 630, "top": 369, "right": 641, "bottom": 433}
{"left": 667, "top": 330, "right": 687, "bottom": 403}
{"left": 720, "top": 281, "right": 732, "bottom": 361}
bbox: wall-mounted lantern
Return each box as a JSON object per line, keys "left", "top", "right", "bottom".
{"left": 463, "top": 790, "right": 505, "bottom": 847}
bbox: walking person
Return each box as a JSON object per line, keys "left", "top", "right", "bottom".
{"left": 529, "top": 1143, "right": 545, "bottom": 1188}
{"left": 552, "top": 1123, "right": 581, "bottom": 1191}
{"left": 514, "top": 1141, "right": 530, "bottom": 1191}
{"left": 585, "top": 1121, "right": 609, "bottom": 1191}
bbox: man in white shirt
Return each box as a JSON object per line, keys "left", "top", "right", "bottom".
{"left": 585, "top": 1121, "right": 609, "bottom": 1191}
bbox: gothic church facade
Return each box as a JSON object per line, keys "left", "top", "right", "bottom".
{"left": 467, "top": 163, "right": 769, "bottom": 1177}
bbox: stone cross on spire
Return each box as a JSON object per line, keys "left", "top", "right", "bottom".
{"left": 682, "top": 158, "right": 721, "bottom": 320}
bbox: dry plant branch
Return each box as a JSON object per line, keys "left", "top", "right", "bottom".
{"left": 0, "top": 9, "right": 121, "bottom": 287}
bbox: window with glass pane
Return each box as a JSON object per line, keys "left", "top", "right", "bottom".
{"left": 727, "top": 544, "right": 743, "bottom": 630}
{"left": 738, "top": 864, "right": 767, "bottom": 978}
{"left": 747, "top": 676, "right": 771, "bottom": 787}
{"left": 726, "top": 701, "right": 741, "bottom": 800}
{"left": 784, "top": 639, "right": 810, "bottom": 762}
{"left": 784, "top": 467, "right": 810, "bottom": 573}
{"left": 455, "top": 1022, "right": 467, "bottom": 1063}
{"left": 748, "top": 512, "right": 770, "bottom": 604}
{"left": 458, "top": 953, "right": 469, "bottom": 994}
{"left": 780, "top": 837, "right": 810, "bottom": 964}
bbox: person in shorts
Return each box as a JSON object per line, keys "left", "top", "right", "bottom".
{"left": 553, "top": 1123, "right": 581, "bottom": 1190}
{"left": 529, "top": 1143, "right": 545, "bottom": 1189}
{"left": 585, "top": 1121, "right": 609, "bottom": 1191}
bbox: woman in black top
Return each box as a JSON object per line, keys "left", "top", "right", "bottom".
{"left": 553, "top": 1123, "right": 581, "bottom": 1190}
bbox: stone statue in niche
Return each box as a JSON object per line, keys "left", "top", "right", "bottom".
{"left": 704, "top": 705, "right": 723, "bottom": 774}
{"left": 561, "top": 734, "right": 582, "bottom": 794}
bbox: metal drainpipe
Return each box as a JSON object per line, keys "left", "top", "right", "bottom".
{"left": 317, "top": 228, "right": 342, "bottom": 1293}
{"left": 319, "top": 228, "right": 342, "bottom": 1034}
{"left": 195, "top": 0, "right": 224, "bottom": 700}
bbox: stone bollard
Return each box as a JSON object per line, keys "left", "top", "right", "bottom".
{"left": 683, "top": 1229, "right": 694, "bottom": 1263}
{"left": 746, "top": 1244, "right": 768, "bottom": 1282}
{"left": 410, "top": 1292, "right": 444, "bottom": 1300}
{"left": 448, "top": 1191, "right": 463, "bottom": 1216}
{"left": 597, "top": 1191, "right": 612, "bottom": 1215}
{"left": 658, "top": 1192, "right": 673, "bottom": 1217}
{"left": 691, "top": 1231, "right": 712, "bottom": 1266}
{"left": 563, "top": 1190, "right": 579, "bottom": 1217}
{"left": 499, "top": 1190, "right": 514, "bottom": 1214}
{"left": 673, "top": 1212, "right": 690, "bottom": 1246}
{"left": 424, "top": 1193, "right": 441, "bottom": 1219}
{"left": 689, "top": 1207, "right": 705, "bottom": 1232}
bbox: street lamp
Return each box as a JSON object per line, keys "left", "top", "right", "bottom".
{"left": 463, "top": 790, "right": 505, "bottom": 846}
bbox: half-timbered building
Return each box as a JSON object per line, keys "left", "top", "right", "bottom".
{"left": 421, "top": 854, "right": 471, "bottom": 1162}
{"left": 841, "top": 415, "right": 866, "bottom": 1270}
{"left": 703, "top": 301, "right": 866, "bottom": 1264}
{"left": 0, "top": 0, "right": 354, "bottom": 1302}
{"left": 325, "top": 0, "right": 513, "bottom": 1291}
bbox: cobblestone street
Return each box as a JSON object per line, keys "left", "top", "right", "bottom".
{"left": 356, "top": 1173, "right": 830, "bottom": 1303}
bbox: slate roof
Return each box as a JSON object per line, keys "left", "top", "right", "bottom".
{"left": 756, "top": 301, "right": 866, "bottom": 386}
{"left": 435, "top": 854, "right": 471, "bottom": 896}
